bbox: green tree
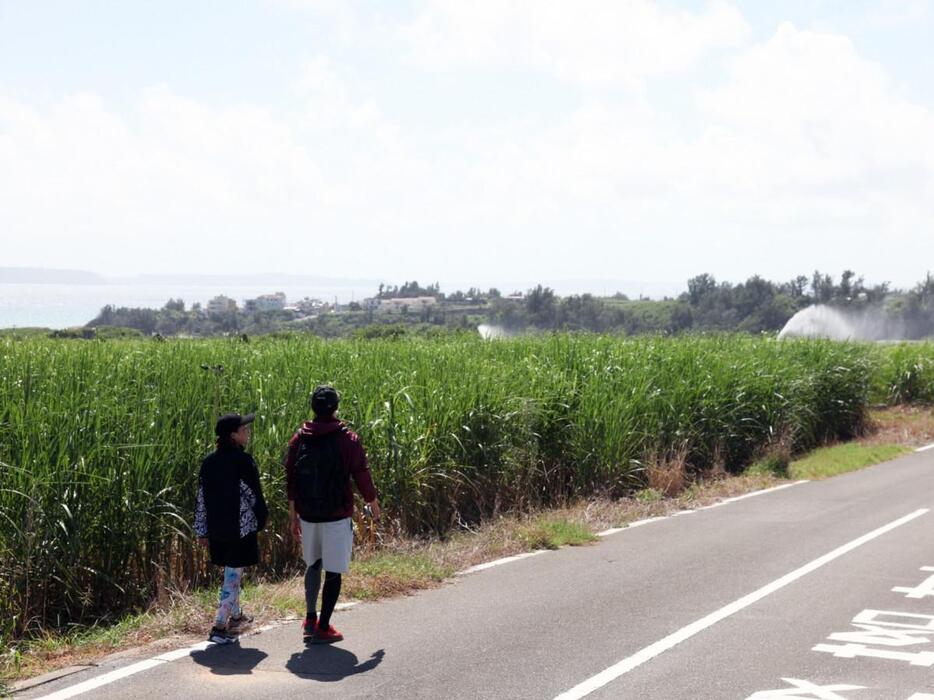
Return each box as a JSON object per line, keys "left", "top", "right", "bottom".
{"left": 686, "top": 274, "right": 717, "bottom": 305}
{"left": 526, "top": 285, "right": 557, "bottom": 328}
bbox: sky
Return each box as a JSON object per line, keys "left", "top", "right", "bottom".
{"left": 1, "top": 0, "right": 932, "bottom": 296}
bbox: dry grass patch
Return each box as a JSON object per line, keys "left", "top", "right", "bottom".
{"left": 645, "top": 451, "right": 689, "bottom": 497}
{"left": 860, "top": 405, "right": 934, "bottom": 447}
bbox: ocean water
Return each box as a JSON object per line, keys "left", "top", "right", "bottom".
{"left": 0, "top": 283, "right": 371, "bottom": 329}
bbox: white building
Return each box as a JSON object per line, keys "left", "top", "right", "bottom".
{"left": 294, "top": 297, "right": 327, "bottom": 314}
{"left": 366, "top": 296, "right": 437, "bottom": 313}
{"left": 249, "top": 292, "right": 286, "bottom": 312}
{"left": 207, "top": 295, "right": 237, "bottom": 314}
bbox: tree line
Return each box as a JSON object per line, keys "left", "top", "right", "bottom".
{"left": 80, "top": 271, "right": 934, "bottom": 339}
{"left": 485, "top": 271, "right": 934, "bottom": 337}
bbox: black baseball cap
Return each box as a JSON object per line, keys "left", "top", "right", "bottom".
{"left": 310, "top": 385, "right": 340, "bottom": 415}
{"left": 215, "top": 412, "right": 255, "bottom": 437}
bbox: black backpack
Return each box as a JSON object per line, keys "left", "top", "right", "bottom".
{"left": 295, "top": 429, "right": 348, "bottom": 520}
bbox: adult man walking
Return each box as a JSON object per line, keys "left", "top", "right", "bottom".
{"left": 285, "top": 385, "right": 380, "bottom": 644}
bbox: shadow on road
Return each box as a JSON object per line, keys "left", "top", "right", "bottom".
{"left": 286, "top": 647, "right": 385, "bottom": 681}
{"left": 190, "top": 644, "right": 269, "bottom": 675}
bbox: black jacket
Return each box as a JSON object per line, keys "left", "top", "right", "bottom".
{"left": 196, "top": 445, "right": 268, "bottom": 541}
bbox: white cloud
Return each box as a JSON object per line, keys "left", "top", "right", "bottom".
{"left": 0, "top": 75, "right": 434, "bottom": 275}
{"left": 427, "top": 22, "right": 934, "bottom": 282}
{"left": 855, "top": 0, "right": 932, "bottom": 28}
{"left": 402, "top": 0, "right": 750, "bottom": 85}
{"left": 3, "top": 11, "right": 934, "bottom": 288}
{"left": 692, "top": 23, "right": 934, "bottom": 200}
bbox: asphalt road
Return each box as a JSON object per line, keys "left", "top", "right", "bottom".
{"left": 18, "top": 448, "right": 934, "bottom": 700}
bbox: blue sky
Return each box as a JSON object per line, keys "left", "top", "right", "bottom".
{"left": 2, "top": 0, "right": 932, "bottom": 295}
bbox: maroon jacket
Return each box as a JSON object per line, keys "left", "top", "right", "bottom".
{"left": 284, "top": 417, "right": 377, "bottom": 521}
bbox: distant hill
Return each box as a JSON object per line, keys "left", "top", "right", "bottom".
{"left": 121, "top": 273, "right": 382, "bottom": 287}
{"left": 0, "top": 267, "right": 105, "bottom": 284}
{"left": 0, "top": 268, "right": 382, "bottom": 288}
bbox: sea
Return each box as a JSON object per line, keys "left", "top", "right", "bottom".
{"left": 0, "top": 283, "right": 372, "bottom": 329}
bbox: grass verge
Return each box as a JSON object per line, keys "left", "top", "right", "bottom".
{"left": 789, "top": 443, "right": 911, "bottom": 480}
{"left": 516, "top": 518, "right": 599, "bottom": 550}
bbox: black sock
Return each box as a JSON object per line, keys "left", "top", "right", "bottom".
{"left": 318, "top": 571, "right": 342, "bottom": 630}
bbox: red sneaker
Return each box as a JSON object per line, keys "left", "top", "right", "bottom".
{"left": 312, "top": 625, "right": 344, "bottom": 644}
{"left": 302, "top": 614, "right": 317, "bottom": 642}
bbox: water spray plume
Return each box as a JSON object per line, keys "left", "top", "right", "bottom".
{"left": 477, "top": 324, "right": 511, "bottom": 339}
{"left": 778, "top": 306, "right": 856, "bottom": 340}
{"left": 779, "top": 304, "right": 910, "bottom": 341}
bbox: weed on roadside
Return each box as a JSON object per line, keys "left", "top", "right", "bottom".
{"left": 789, "top": 443, "right": 910, "bottom": 480}
{"left": 516, "top": 518, "right": 597, "bottom": 550}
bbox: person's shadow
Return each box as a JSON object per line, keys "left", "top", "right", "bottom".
{"left": 190, "top": 644, "right": 269, "bottom": 675}
{"left": 286, "top": 646, "right": 385, "bottom": 681}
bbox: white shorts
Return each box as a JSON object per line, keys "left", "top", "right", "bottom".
{"left": 300, "top": 517, "right": 353, "bottom": 574}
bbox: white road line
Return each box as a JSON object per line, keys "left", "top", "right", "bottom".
{"left": 152, "top": 642, "right": 211, "bottom": 662}
{"left": 917, "top": 442, "right": 934, "bottom": 452}
{"left": 457, "top": 550, "right": 547, "bottom": 575}
{"left": 595, "top": 517, "right": 664, "bottom": 537}
{"left": 553, "top": 508, "right": 930, "bottom": 700}
{"left": 693, "top": 481, "right": 808, "bottom": 511}
{"left": 621, "top": 516, "right": 667, "bottom": 529}
{"left": 34, "top": 603, "right": 359, "bottom": 700}
{"left": 35, "top": 659, "right": 166, "bottom": 700}
{"left": 595, "top": 481, "right": 808, "bottom": 538}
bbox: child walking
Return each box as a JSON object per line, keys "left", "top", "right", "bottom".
{"left": 194, "top": 412, "right": 268, "bottom": 644}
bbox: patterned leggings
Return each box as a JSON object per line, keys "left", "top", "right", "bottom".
{"left": 214, "top": 566, "right": 243, "bottom": 627}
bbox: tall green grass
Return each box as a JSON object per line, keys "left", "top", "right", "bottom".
{"left": 0, "top": 334, "right": 889, "bottom": 642}
{"left": 872, "top": 342, "right": 934, "bottom": 404}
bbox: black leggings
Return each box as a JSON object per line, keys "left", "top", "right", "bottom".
{"left": 305, "top": 559, "right": 342, "bottom": 628}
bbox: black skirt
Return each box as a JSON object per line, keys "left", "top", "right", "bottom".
{"left": 209, "top": 531, "right": 259, "bottom": 568}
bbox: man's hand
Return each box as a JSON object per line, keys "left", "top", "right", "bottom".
{"left": 366, "top": 499, "right": 381, "bottom": 522}
{"left": 197, "top": 537, "right": 209, "bottom": 548}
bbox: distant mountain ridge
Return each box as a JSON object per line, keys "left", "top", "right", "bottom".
{"left": 119, "top": 272, "right": 381, "bottom": 287}
{"left": 0, "top": 268, "right": 105, "bottom": 284}
{"left": 0, "top": 267, "right": 381, "bottom": 287}
{"left": 0, "top": 267, "right": 678, "bottom": 299}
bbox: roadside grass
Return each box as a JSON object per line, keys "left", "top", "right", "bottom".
{"left": 6, "top": 405, "right": 931, "bottom": 686}
{"left": 516, "top": 518, "right": 598, "bottom": 550}
{"left": 788, "top": 443, "right": 911, "bottom": 480}
{"left": 746, "top": 449, "right": 792, "bottom": 478}
{"left": 861, "top": 405, "right": 934, "bottom": 448}
{"left": 348, "top": 552, "right": 456, "bottom": 599}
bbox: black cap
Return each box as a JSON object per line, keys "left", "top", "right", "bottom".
{"left": 310, "top": 385, "right": 340, "bottom": 416}
{"left": 215, "top": 412, "right": 255, "bottom": 437}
